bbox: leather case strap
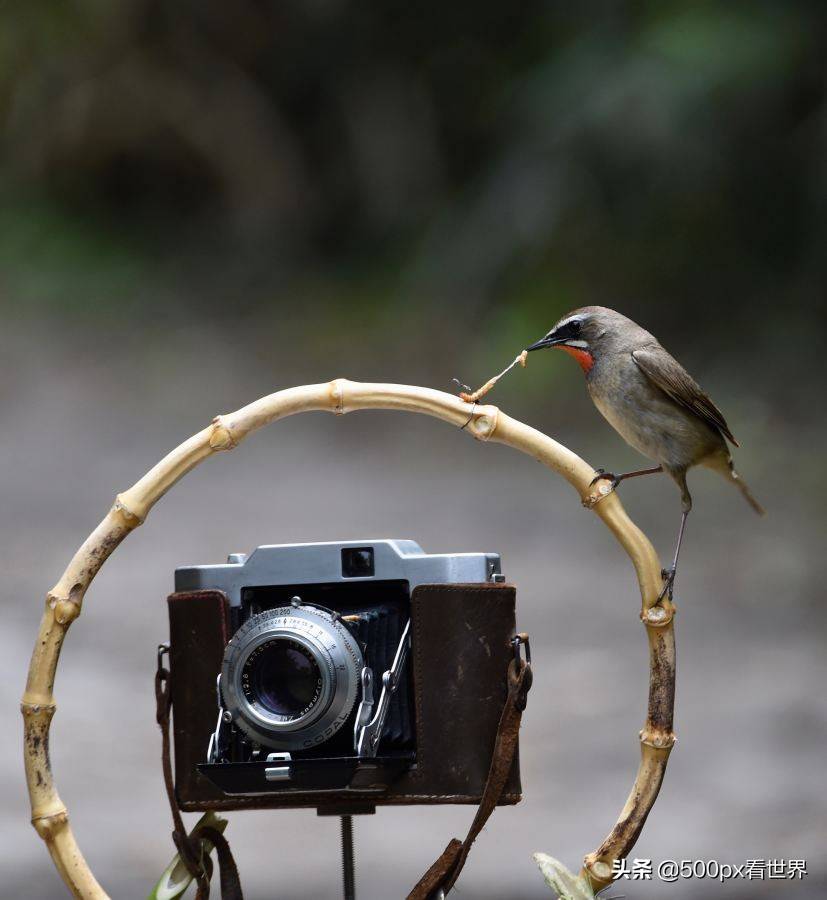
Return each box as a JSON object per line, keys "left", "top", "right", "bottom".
{"left": 157, "top": 645, "right": 244, "bottom": 899}
{"left": 407, "top": 654, "right": 532, "bottom": 899}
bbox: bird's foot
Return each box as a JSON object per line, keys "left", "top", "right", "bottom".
{"left": 589, "top": 468, "right": 621, "bottom": 491}
{"left": 658, "top": 566, "right": 676, "bottom": 601}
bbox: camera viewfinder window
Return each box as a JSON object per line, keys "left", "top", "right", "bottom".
{"left": 341, "top": 547, "right": 375, "bottom": 578}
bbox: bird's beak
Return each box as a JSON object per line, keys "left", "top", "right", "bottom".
{"left": 526, "top": 328, "right": 566, "bottom": 352}
{"left": 527, "top": 319, "right": 582, "bottom": 351}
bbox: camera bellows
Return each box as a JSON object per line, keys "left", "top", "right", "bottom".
{"left": 346, "top": 606, "right": 413, "bottom": 747}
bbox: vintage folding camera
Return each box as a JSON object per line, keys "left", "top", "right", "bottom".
{"left": 166, "top": 540, "right": 522, "bottom": 814}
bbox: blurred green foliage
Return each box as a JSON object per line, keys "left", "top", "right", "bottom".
{"left": 1, "top": 1, "right": 824, "bottom": 378}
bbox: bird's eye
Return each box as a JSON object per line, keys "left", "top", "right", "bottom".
{"left": 569, "top": 319, "right": 582, "bottom": 334}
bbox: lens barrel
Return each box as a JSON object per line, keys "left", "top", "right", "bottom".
{"left": 221, "top": 604, "right": 363, "bottom": 750}
{"left": 244, "top": 637, "right": 322, "bottom": 718}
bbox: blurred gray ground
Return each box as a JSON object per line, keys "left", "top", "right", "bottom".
{"left": 2, "top": 320, "right": 825, "bottom": 899}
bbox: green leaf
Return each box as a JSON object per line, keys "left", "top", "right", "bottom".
{"left": 534, "top": 854, "right": 596, "bottom": 900}
{"left": 148, "top": 812, "right": 228, "bottom": 900}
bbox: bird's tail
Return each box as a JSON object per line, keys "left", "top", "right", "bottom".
{"left": 729, "top": 465, "right": 766, "bottom": 516}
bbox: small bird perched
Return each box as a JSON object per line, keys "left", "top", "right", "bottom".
{"left": 526, "top": 306, "right": 765, "bottom": 599}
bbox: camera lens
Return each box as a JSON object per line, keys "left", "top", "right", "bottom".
{"left": 221, "top": 604, "right": 363, "bottom": 750}
{"left": 244, "top": 638, "right": 322, "bottom": 719}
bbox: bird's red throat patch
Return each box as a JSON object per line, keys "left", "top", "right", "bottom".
{"left": 560, "top": 345, "right": 595, "bottom": 373}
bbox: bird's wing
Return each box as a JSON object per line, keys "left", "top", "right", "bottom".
{"left": 632, "top": 347, "right": 740, "bottom": 446}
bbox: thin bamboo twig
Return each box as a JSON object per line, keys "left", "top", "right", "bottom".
{"left": 22, "top": 380, "right": 675, "bottom": 899}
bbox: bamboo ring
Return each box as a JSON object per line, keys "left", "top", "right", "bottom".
{"left": 22, "top": 380, "right": 676, "bottom": 897}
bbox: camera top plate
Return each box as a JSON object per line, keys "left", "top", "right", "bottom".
{"left": 174, "top": 539, "right": 502, "bottom": 607}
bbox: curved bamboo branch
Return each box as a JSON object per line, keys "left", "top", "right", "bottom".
{"left": 22, "top": 380, "right": 675, "bottom": 898}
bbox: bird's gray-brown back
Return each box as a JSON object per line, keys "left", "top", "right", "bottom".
{"left": 576, "top": 310, "right": 727, "bottom": 470}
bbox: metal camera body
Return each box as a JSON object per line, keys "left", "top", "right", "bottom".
{"left": 172, "top": 540, "right": 508, "bottom": 802}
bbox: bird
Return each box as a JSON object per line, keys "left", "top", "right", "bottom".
{"left": 526, "top": 306, "right": 765, "bottom": 600}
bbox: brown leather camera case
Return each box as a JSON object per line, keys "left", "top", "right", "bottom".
{"left": 168, "top": 583, "right": 521, "bottom": 812}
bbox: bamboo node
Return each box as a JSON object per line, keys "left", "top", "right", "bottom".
{"left": 47, "top": 583, "right": 86, "bottom": 618}
{"left": 32, "top": 808, "right": 69, "bottom": 840}
{"left": 21, "top": 699, "right": 56, "bottom": 717}
{"left": 329, "top": 378, "right": 347, "bottom": 414}
{"left": 114, "top": 494, "right": 145, "bottom": 526}
{"left": 581, "top": 479, "right": 614, "bottom": 508}
{"left": 209, "top": 416, "right": 237, "bottom": 450}
{"left": 639, "top": 727, "right": 677, "bottom": 749}
{"left": 54, "top": 599, "right": 81, "bottom": 626}
{"left": 641, "top": 604, "right": 674, "bottom": 627}
{"left": 465, "top": 405, "right": 499, "bottom": 441}
{"left": 583, "top": 857, "right": 613, "bottom": 883}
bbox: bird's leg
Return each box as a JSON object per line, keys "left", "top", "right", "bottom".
{"left": 659, "top": 509, "right": 690, "bottom": 601}
{"left": 590, "top": 465, "right": 663, "bottom": 491}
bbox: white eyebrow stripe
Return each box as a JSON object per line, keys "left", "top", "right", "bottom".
{"left": 554, "top": 314, "right": 587, "bottom": 331}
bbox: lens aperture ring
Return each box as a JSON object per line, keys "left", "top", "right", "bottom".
{"left": 221, "top": 605, "right": 364, "bottom": 751}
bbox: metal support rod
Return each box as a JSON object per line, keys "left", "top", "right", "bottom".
{"left": 341, "top": 815, "right": 356, "bottom": 900}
